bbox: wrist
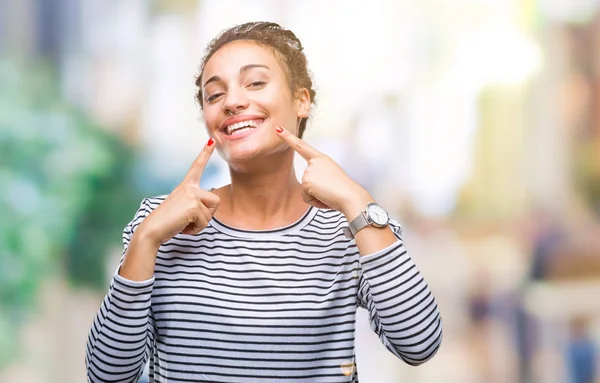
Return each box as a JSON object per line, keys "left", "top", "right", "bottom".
{"left": 119, "top": 235, "right": 159, "bottom": 281}
{"left": 341, "top": 190, "right": 373, "bottom": 220}
{"left": 134, "top": 222, "right": 162, "bottom": 250}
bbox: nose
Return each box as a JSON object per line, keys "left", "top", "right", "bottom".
{"left": 222, "top": 87, "right": 249, "bottom": 115}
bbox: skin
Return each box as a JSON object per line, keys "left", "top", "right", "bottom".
{"left": 119, "top": 40, "right": 397, "bottom": 282}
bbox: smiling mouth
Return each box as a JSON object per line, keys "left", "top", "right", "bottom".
{"left": 223, "top": 119, "right": 264, "bottom": 136}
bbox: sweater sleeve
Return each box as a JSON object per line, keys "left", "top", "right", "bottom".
{"left": 356, "top": 219, "right": 442, "bottom": 366}
{"left": 85, "top": 198, "right": 157, "bottom": 383}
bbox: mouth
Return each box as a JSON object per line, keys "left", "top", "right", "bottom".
{"left": 220, "top": 116, "right": 265, "bottom": 137}
{"left": 224, "top": 119, "right": 263, "bottom": 136}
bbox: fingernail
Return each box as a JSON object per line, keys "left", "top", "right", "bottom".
{"left": 207, "top": 138, "right": 214, "bottom": 146}
{"left": 275, "top": 126, "right": 284, "bottom": 133}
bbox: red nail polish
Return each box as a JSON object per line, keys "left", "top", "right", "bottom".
{"left": 275, "top": 126, "right": 283, "bottom": 133}
{"left": 207, "top": 138, "right": 214, "bottom": 146}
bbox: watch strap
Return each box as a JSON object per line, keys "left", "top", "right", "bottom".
{"left": 343, "top": 211, "right": 369, "bottom": 239}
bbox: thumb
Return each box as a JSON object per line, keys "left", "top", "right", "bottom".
{"left": 302, "top": 189, "right": 331, "bottom": 210}
{"left": 201, "top": 192, "right": 221, "bottom": 215}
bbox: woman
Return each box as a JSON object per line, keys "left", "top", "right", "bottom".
{"left": 85, "top": 22, "right": 442, "bottom": 383}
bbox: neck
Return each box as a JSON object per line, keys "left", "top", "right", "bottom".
{"left": 222, "top": 151, "right": 307, "bottom": 229}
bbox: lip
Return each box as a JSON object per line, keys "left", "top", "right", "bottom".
{"left": 218, "top": 114, "right": 265, "bottom": 141}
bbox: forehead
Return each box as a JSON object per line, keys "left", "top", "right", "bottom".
{"left": 202, "top": 40, "right": 283, "bottom": 82}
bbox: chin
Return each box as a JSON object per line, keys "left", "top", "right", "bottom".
{"left": 220, "top": 145, "right": 263, "bottom": 165}
{"left": 220, "top": 141, "right": 289, "bottom": 170}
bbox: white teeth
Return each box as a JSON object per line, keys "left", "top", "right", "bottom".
{"left": 230, "top": 127, "right": 253, "bottom": 135}
{"left": 225, "top": 119, "right": 260, "bottom": 135}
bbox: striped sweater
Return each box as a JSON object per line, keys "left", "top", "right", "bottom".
{"left": 85, "top": 196, "right": 442, "bottom": 382}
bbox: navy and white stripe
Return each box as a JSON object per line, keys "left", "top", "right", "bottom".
{"left": 86, "top": 196, "right": 442, "bottom": 382}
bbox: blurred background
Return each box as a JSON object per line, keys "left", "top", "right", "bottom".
{"left": 1, "top": 0, "right": 600, "bottom": 382}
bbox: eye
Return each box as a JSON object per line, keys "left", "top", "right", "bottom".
{"left": 206, "top": 93, "right": 224, "bottom": 103}
{"left": 247, "top": 81, "right": 266, "bottom": 88}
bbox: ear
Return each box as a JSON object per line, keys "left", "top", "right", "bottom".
{"left": 294, "top": 88, "right": 311, "bottom": 119}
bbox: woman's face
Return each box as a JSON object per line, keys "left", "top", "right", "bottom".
{"left": 201, "top": 40, "right": 310, "bottom": 164}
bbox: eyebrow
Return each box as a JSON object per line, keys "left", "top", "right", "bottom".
{"left": 203, "top": 64, "right": 270, "bottom": 89}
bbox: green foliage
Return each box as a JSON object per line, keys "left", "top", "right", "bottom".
{"left": 0, "top": 59, "right": 141, "bottom": 367}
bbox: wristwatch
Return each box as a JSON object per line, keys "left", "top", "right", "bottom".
{"left": 343, "top": 202, "right": 390, "bottom": 239}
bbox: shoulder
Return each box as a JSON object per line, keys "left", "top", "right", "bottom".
{"left": 143, "top": 195, "right": 168, "bottom": 210}
{"left": 312, "top": 208, "right": 348, "bottom": 225}
{"left": 127, "top": 195, "right": 168, "bottom": 223}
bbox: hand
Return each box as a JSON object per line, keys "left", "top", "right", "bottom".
{"left": 275, "top": 126, "right": 372, "bottom": 217}
{"left": 137, "top": 138, "right": 220, "bottom": 247}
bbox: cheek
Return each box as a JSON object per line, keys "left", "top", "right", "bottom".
{"left": 202, "top": 108, "right": 220, "bottom": 130}
{"left": 260, "top": 89, "right": 297, "bottom": 119}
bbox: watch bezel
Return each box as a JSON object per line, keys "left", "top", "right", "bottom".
{"left": 365, "top": 202, "right": 389, "bottom": 228}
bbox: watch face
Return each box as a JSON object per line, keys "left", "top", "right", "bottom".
{"left": 367, "top": 203, "right": 389, "bottom": 226}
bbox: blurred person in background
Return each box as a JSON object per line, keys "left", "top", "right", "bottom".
{"left": 566, "top": 317, "right": 597, "bottom": 383}
{"left": 84, "top": 21, "right": 442, "bottom": 382}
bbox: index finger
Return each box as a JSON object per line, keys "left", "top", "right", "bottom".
{"left": 275, "top": 126, "right": 323, "bottom": 160}
{"left": 184, "top": 137, "right": 216, "bottom": 184}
